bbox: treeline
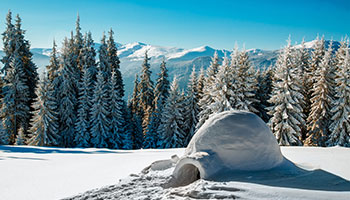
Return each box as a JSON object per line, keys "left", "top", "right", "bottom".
{"left": 0, "top": 12, "right": 349, "bottom": 149}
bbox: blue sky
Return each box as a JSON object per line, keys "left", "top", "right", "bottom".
{"left": 0, "top": 0, "right": 349, "bottom": 50}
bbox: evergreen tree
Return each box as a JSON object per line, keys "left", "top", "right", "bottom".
{"left": 182, "top": 67, "right": 200, "bottom": 145}
{"left": 197, "top": 51, "right": 220, "bottom": 130}
{"left": 15, "top": 127, "right": 26, "bottom": 145}
{"left": 196, "top": 67, "right": 205, "bottom": 113}
{"left": 254, "top": 66, "right": 273, "bottom": 122}
{"left": 306, "top": 41, "right": 334, "bottom": 146}
{"left": 74, "top": 14, "right": 84, "bottom": 72}
{"left": 46, "top": 40, "right": 60, "bottom": 82}
{"left": 1, "top": 10, "right": 16, "bottom": 76}
{"left": 209, "top": 55, "right": 234, "bottom": 113}
{"left": 109, "top": 72, "right": 125, "bottom": 149}
{"left": 122, "top": 105, "right": 134, "bottom": 150}
{"left": 137, "top": 51, "right": 154, "bottom": 136}
{"left": 90, "top": 70, "right": 110, "bottom": 148}
{"left": 144, "top": 60, "right": 170, "bottom": 148}
{"left": 107, "top": 28, "right": 124, "bottom": 97}
{"left": 98, "top": 33, "right": 111, "bottom": 82}
{"left": 297, "top": 40, "right": 311, "bottom": 140}
{"left": 232, "top": 50, "right": 258, "bottom": 112}
{"left": 58, "top": 38, "right": 79, "bottom": 147}
{"left": 268, "top": 39, "right": 304, "bottom": 146}
{"left": 0, "top": 36, "right": 30, "bottom": 144}
{"left": 28, "top": 75, "right": 59, "bottom": 146}
{"left": 327, "top": 49, "right": 350, "bottom": 146}
{"left": 158, "top": 77, "right": 186, "bottom": 148}
{"left": 74, "top": 67, "right": 91, "bottom": 147}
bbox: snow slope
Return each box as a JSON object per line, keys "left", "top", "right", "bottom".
{"left": 0, "top": 145, "right": 349, "bottom": 200}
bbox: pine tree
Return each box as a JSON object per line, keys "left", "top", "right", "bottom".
{"left": 327, "top": 48, "right": 350, "bottom": 146}
{"left": 0, "top": 36, "right": 30, "bottom": 144}
{"left": 297, "top": 40, "right": 311, "bottom": 140}
{"left": 15, "top": 127, "right": 26, "bottom": 145}
{"left": 74, "top": 14, "right": 84, "bottom": 72}
{"left": 122, "top": 105, "right": 134, "bottom": 150}
{"left": 46, "top": 40, "right": 60, "bottom": 82}
{"left": 232, "top": 50, "right": 258, "bottom": 112}
{"left": 254, "top": 66, "right": 273, "bottom": 122}
{"left": 137, "top": 51, "right": 154, "bottom": 136}
{"left": 109, "top": 72, "right": 125, "bottom": 149}
{"left": 208, "top": 55, "right": 234, "bottom": 113}
{"left": 90, "top": 70, "right": 110, "bottom": 148}
{"left": 98, "top": 33, "right": 111, "bottom": 82}
{"left": 28, "top": 75, "right": 59, "bottom": 146}
{"left": 197, "top": 51, "right": 220, "bottom": 130}
{"left": 144, "top": 60, "right": 170, "bottom": 148}
{"left": 1, "top": 10, "right": 16, "bottom": 76}
{"left": 306, "top": 41, "right": 334, "bottom": 146}
{"left": 158, "top": 77, "right": 186, "bottom": 148}
{"left": 182, "top": 67, "right": 200, "bottom": 145}
{"left": 74, "top": 67, "right": 91, "bottom": 147}
{"left": 58, "top": 38, "right": 79, "bottom": 147}
{"left": 107, "top": 28, "right": 124, "bottom": 97}
{"left": 196, "top": 67, "right": 205, "bottom": 113}
{"left": 268, "top": 39, "right": 304, "bottom": 146}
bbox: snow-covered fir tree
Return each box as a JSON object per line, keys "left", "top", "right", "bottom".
{"left": 208, "top": 55, "right": 234, "bottom": 113}
{"left": 58, "top": 37, "right": 79, "bottom": 147}
{"left": 1, "top": 11, "right": 16, "bottom": 76}
{"left": 108, "top": 71, "right": 125, "bottom": 149}
{"left": 83, "top": 32, "right": 98, "bottom": 86}
{"left": 232, "top": 49, "right": 258, "bottom": 112}
{"left": 327, "top": 48, "right": 350, "bottom": 146}
{"left": 15, "top": 127, "right": 26, "bottom": 145}
{"left": 254, "top": 66, "right": 273, "bottom": 122}
{"left": 268, "top": 39, "right": 305, "bottom": 146}
{"left": 144, "top": 60, "right": 170, "bottom": 148}
{"left": 296, "top": 40, "right": 311, "bottom": 140}
{"left": 46, "top": 40, "right": 60, "bottom": 82}
{"left": 74, "top": 67, "right": 91, "bottom": 147}
{"left": 28, "top": 75, "right": 59, "bottom": 146}
{"left": 122, "top": 105, "right": 134, "bottom": 150}
{"left": 98, "top": 33, "right": 111, "bottom": 82}
{"left": 74, "top": 14, "right": 84, "bottom": 73}
{"left": 0, "top": 35, "right": 30, "bottom": 144}
{"left": 306, "top": 41, "right": 334, "bottom": 146}
{"left": 196, "top": 67, "right": 205, "bottom": 113}
{"left": 128, "top": 75, "right": 143, "bottom": 149}
{"left": 137, "top": 51, "right": 154, "bottom": 136}
{"left": 158, "top": 77, "right": 186, "bottom": 148}
{"left": 197, "top": 51, "right": 220, "bottom": 130}
{"left": 182, "top": 67, "right": 200, "bottom": 145}
{"left": 107, "top": 28, "right": 124, "bottom": 97}
{"left": 90, "top": 70, "right": 111, "bottom": 148}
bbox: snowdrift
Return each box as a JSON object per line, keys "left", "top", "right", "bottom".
{"left": 171, "top": 110, "right": 284, "bottom": 186}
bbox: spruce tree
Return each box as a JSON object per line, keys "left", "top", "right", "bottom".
{"left": 74, "top": 67, "right": 91, "bottom": 147}
{"left": 0, "top": 35, "right": 30, "bottom": 144}
{"left": 196, "top": 67, "right": 205, "bottom": 113}
{"left": 144, "top": 60, "right": 170, "bottom": 148}
{"left": 46, "top": 40, "right": 60, "bottom": 82}
{"left": 158, "top": 77, "right": 186, "bottom": 148}
{"left": 254, "top": 66, "right": 273, "bottom": 122}
{"left": 197, "top": 51, "right": 220, "bottom": 130}
{"left": 107, "top": 28, "right": 124, "bottom": 97}
{"left": 98, "top": 33, "right": 111, "bottom": 82}
{"left": 306, "top": 41, "right": 334, "bottom": 146}
{"left": 327, "top": 49, "right": 350, "bottom": 146}
{"left": 232, "top": 50, "right": 258, "bottom": 112}
{"left": 182, "top": 67, "right": 200, "bottom": 145}
{"left": 28, "top": 75, "right": 59, "bottom": 146}
{"left": 137, "top": 51, "right": 154, "bottom": 136}
{"left": 74, "top": 14, "right": 84, "bottom": 72}
{"left": 128, "top": 76, "right": 143, "bottom": 149}
{"left": 109, "top": 72, "right": 125, "bottom": 149}
{"left": 268, "top": 39, "right": 304, "bottom": 146}
{"left": 58, "top": 38, "right": 79, "bottom": 147}
{"left": 90, "top": 70, "right": 110, "bottom": 148}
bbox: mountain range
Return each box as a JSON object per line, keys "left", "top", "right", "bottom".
{"left": 0, "top": 40, "right": 341, "bottom": 98}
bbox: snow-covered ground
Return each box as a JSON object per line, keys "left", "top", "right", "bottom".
{"left": 1, "top": 145, "right": 350, "bottom": 200}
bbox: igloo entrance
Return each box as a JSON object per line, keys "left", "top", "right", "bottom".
{"left": 174, "top": 164, "right": 200, "bottom": 187}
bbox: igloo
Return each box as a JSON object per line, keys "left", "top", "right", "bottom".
{"left": 171, "top": 110, "right": 284, "bottom": 187}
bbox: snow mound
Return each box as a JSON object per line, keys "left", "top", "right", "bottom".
{"left": 172, "top": 110, "right": 283, "bottom": 186}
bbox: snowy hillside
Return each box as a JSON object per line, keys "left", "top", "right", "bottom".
{"left": 0, "top": 145, "right": 349, "bottom": 200}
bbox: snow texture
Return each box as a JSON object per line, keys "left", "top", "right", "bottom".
{"left": 172, "top": 110, "right": 284, "bottom": 186}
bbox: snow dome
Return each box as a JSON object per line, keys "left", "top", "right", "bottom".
{"left": 171, "top": 110, "right": 284, "bottom": 186}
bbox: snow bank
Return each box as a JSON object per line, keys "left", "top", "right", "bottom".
{"left": 172, "top": 110, "right": 283, "bottom": 186}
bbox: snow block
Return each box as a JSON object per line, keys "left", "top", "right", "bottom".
{"left": 172, "top": 110, "right": 283, "bottom": 185}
